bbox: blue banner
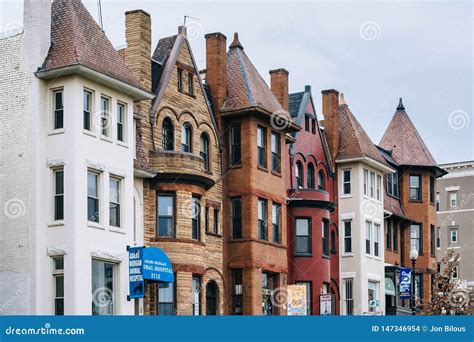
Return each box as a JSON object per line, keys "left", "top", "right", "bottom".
{"left": 128, "top": 247, "right": 144, "bottom": 299}
{"left": 400, "top": 268, "right": 412, "bottom": 300}
{"left": 142, "top": 247, "right": 174, "bottom": 283}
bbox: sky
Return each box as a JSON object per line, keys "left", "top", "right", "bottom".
{"left": 1, "top": 0, "right": 472, "bottom": 164}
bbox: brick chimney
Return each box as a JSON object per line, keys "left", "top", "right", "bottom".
{"left": 321, "top": 89, "right": 340, "bottom": 161}
{"left": 125, "top": 10, "right": 152, "bottom": 92}
{"left": 269, "top": 68, "right": 289, "bottom": 112}
{"left": 205, "top": 32, "right": 227, "bottom": 127}
{"left": 22, "top": 0, "right": 51, "bottom": 68}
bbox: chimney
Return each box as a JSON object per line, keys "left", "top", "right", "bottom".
{"left": 269, "top": 69, "right": 289, "bottom": 112}
{"left": 205, "top": 32, "right": 227, "bottom": 127}
{"left": 125, "top": 10, "right": 152, "bottom": 92}
{"left": 22, "top": 0, "right": 51, "bottom": 68}
{"left": 321, "top": 89, "right": 340, "bottom": 161}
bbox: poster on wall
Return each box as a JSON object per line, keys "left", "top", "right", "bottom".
{"left": 320, "top": 294, "right": 332, "bottom": 315}
{"left": 399, "top": 268, "right": 412, "bottom": 299}
{"left": 287, "top": 284, "right": 308, "bottom": 316}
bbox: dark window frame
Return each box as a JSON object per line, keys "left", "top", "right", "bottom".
{"left": 343, "top": 220, "right": 352, "bottom": 254}
{"left": 188, "top": 73, "right": 194, "bottom": 96}
{"left": 410, "top": 223, "right": 423, "bottom": 255}
{"left": 200, "top": 133, "right": 210, "bottom": 171}
{"left": 156, "top": 193, "right": 175, "bottom": 238}
{"left": 430, "top": 224, "right": 435, "bottom": 256}
{"left": 177, "top": 69, "right": 183, "bottom": 92}
{"left": 318, "top": 170, "right": 325, "bottom": 191}
{"left": 192, "top": 195, "right": 201, "bottom": 240}
{"left": 231, "top": 197, "right": 242, "bottom": 239}
{"left": 295, "top": 161, "right": 304, "bottom": 189}
{"left": 429, "top": 176, "right": 435, "bottom": 204}
{"left": 117, "top": 102, "right": 126, "bottom": 142}
{"left": 294, "top": 217, "right": 312, "bottom": 256}
{"left": 53, "top": 89, "right": 64, "bottom": 130}
{"left": 258, "top": 198, "right": 268, "bottom": 240}
{"left": 257, "top": 126, "right": 267, "bottom": 168}
{"left": 230, "top": 125, "right": 241, "bottom": 166}
{"left": 271, "top": 131, "right": 281, "bottom": 173}
{"left": 409, "top": 174, "right": 422, "bottom": 201}
{"left": 231, "top": 269, "right": 243, "bottom": 315}
{"left": 83, "top": 89, "right": 92, "bottom": 131}
{"left": 343, "top": 169, "right": 351, "bottom": 195}
{"left": 307, "top": 163, "right": 315, "bottom": 189}
{"left": 109, "top": 176, "right": 121, "bottom": 228}
{"left": 53, "top": 256, "right": 64, "bottom": 316}
{"left": 87, "top": 171, "right": 100, "bottom": 223}
{"left": 181, "top": 123, "right": 193, "bottom": 153}
{"left": 162, "top": 117, "right": 174, "bottom": 151}
{"left": 272, "top": 202, "right": 281, "bottom": 244}
{"left": 322, "top": 219, "right": 330, "bottom": 257}
{"left": 54, "top": 169, "right": 64, "bottom": 221}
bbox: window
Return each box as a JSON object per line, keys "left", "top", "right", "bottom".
{"left": 343, "top": 220, "right": 352, "bottom": 254}
{"left": 414, "top": 274, "right": 422, "bottom": 301}
{"left": 181, "top": 123, "right": 192, "bottom": 152}
{"left": 109, "top": 177, "right": 121, "bottom": 227}
{"left": 343, "top": 278, "right": 354, "bottom": 316}
{"left": 363, "top": 169, "right": 368, "bottom": 196}
{"left": 230, "top": 125, "right": 241, "bottom": 166}
{"left": 307, "top": 163, "right": 315, "bottom": 189}
{"left": 295, "top": 218, "right": 311, "bottom": 255}
{"left": 452, "top": 266, "right": 458, "bottom": 279}
{"left": 87, "top": 171, "right": 99, "bottom": 223}
{"left": 365, "top": 221, "right": 372, "bottom": 255}
{"left": 436, "top": 227, "right": 441, "bottom": 249}
{"left": 157, "top": 194, "right": 174, "bottom": 237}
{"left": 331, "top": 230, "right": 336, "bottom": 253}
{"left": 322, "top": 219, "right": 329, "bottom": 257}
{"left": 376, "top": 175, "right": 381, "bottom": 201}
{"left": 192, "top": 276, "right": 201, "bottom": 315}
{"left": 387, "top": 172, "right": 399, "bottom": 197}
{"left": 53, "top": 89, "right": 64, "bottom": 130}
{"left": 343, "top": 169, "right": 351, "bottom": 195}
{"left": 158, "top": 282, "right": 174, "bottom": 315}
{"left": 162, "top": 118, "right": 174, "bottom": 151}
{"left": 295, "top": 281, "right": 312, "bottom": 315}
{"left": 374, "top": 223, "right": 380, "bottom": 257}
{"left": 117, "top": 102, "right": 125, "bottom": 142}
{"left": 83, "top": 90, "right": 92, "bottom": 131}
{"left": 393, "top": 223, "right": 399, "bottom": 252}
{"left": 318, "top": 170, "right": 325, "bottom": 191}
{"left": 231, "top": 197, "right": 242, "bottom": 239}
{"left": 429, "top": 176, "right": 435, "bottom": 204}
{"left": 192, "top": 196, "right": 201, "bottom": 240}
{"left": 305, "top": 116, "right": 310, "bottom": 131}
{"left": 311, "top": 118, "right": 316, "bottom": 134}
{"left": 258, "top": 198, "right": 267, "bottom": 240}
{"left": 410, "top": 224, "right": 422, "bottom": 253}
{"left": 177, "top": 69, "right": 183, "bottom": 92}
{"left": 53, "top": 169, "right": 64, "bottom": 221}
{"left": 409, "top": 175, "right": 421, "bottom": 201}
{"left": 53, "top": 257, "right": 64, "bottom": 315}
{"left": 188, "top": 73, "right": 194, "bottom": 96}
{"left": 436, "top": 193, "right": 440, "bottom": 211}
{"left": 295, "top": 162, "right": 303, "bottom": 189}
{"left": 257, "top": 126, "right": 267, "bottom": 168}
{"left": 386, "top": 220, "right": 392, "bottom": 250}
{"left": 213, "top": 208, "right": 219, "bottom": 234}
{"left": 261, "top": 272, "right": 275, "bottom": 316}
{"left": 449, "top": 192, "right": 457, "bottom": 208}
{"left": 200, "top": 134, "right": 210, "bottom": 171}
{"left": 92, "top": 260, "right": 115, "bottom": 315}
{"left": 231, "top": 269, "right": 243, "bottom": 315}
{"left": 272, "top": 203, "right": 281, "bottom": 243}
{"left": 430, "top": 225, "right": 435, "bottom": 256}
{"left": 368, "top": 281, "right": 379, "bottom": 313}
{"left": 271, "top": 132, "right": 281, "bottom": 172}
{"left": 450, "top": 227, "right": 458, "bottom": 244}
{"left": 205, "top": 207, "right": 209, "bottom": 232}
{"left": 206, "top": 281, "right": 218, "bottom": 315}
{"left": 100, "top": 96, "right": 110, "bottom": 137}
{"left": 370, "top": 172, "right": 375, "bottom": 198}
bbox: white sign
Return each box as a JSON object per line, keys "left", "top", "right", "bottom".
{"left": 287, "top": 285, "right": 308, "bottom": 316}
{"left": 320, "top": 294, "right": 332, "bottom": 315}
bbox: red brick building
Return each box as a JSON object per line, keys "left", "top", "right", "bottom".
{"left": 285, "top": 85, "right": 339, "bottom": 315}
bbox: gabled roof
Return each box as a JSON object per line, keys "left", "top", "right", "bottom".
{"left": 39, "top": 0, "right": 144, "bottom": 91}
{"left": 221, "top": 33, "right": 283, "bottom": 115}
{"left": 288, "top": 92, "right": 304, "bottom": 118}
{"left": 380, "top": 98, "right": 439, "bottom": 168}
{"left": 337, "top": 100, "right": 389, "bottom": 167}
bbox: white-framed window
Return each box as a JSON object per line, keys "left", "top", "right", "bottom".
{"left": 436, "top": 192, "right": 440, "bottom": 211}
{"left": 343, "top": 220, "right": 352, "bottom": 254}
{"left": 83, "top": 89, "right": 93, "bottom": 131}
{"left": 370, "top": 171, "right": 375, "bottom": 198}
{"left": 87, "top": 171, "right": 100, "bottom": 223}
{"left": 450, "top": 228, "right": 458, "bottom": 244}
{"left": 53, "top": 169, "right": 64, "bottom": 221}
{"left": 117, "top": 102, "right": 126, "bottom": 142}
{"left": 449, "top": 192, "right": 457, "bottom": 208}
{"left": 192, "top": 275, "right": 201, "bottom": 316}
{"left": 365, "top": 221, "right": 372, "bottom": 255}
{"left": 363, "top": 169, "right": 368, "bottom": 196}
{"left": 52, "top": 88, "right": 64, "bottom": 130}
{"left": 53, "top": 256, "right": 64, "bottom": 315}
{"left": 109, "top": 177, "right": 121, "bottom": 228}
{"left": 91, "top": 259, "right": 116, "bottom": 315}
{"left": 376, "top": 175, "right": 381, "bottom": 201}
{"left": 368, "top": 281, "right": 379, "bottom": 313}
{"left": 100, "top": 96, "right": 110, "bottom": 137}
{"left": 374, "top": 223, "right": 380, "bottom": 257}
{"left": 343, "top": 278, "right": 354, "bottom": 316}
{"left": 342, "top": 169, "right": 351, "bottom": 195}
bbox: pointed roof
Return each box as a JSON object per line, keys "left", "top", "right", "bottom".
{"left": 221, "top": 33, "right": 283, "bottom": 115}
{"left": 337, "top": 99, "right": 389, "bottom": 167}
{"left": 39, "top": 0, "right": 144, "bottom": 91}
{"left": 380, "top": 98, "right": 438, "bottom": 167}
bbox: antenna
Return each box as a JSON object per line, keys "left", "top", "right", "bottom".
{"left": 97, "top": 0, "right": 104, "bottom": 31}
{"left": 184, "top": 15, "right": 199, "bottom": 26}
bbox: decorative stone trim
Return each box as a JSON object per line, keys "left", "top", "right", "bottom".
{"left": 91, "top": 249, "right": 123, "bottom": 262}
{"left": 86, "top": 159, "right": 106, "bottom": 172}
{"left": 47, "top": 246, "right": 68, "bottom": 256}
{"left": 47, "top": 157, "right": 65, "bottom": 168}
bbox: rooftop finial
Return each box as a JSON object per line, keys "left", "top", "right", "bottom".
{"left": 229, "top": 32, "right": 243, "bottom": 49}
{"left": 397, "top": 97, "right": 405, "bottom": 111}
{"left": 339, "top": 93, "right": 347, "bottom": 105}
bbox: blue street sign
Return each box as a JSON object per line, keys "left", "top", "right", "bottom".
{"left": 399, "top": 267, "right": 412, "bottom": 300}
{"left": 129, "top": 247, "right": 144, "bottom": 299}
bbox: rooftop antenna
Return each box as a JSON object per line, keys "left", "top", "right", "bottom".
{"left": 184, "top": 15, "right": 199, "bottom": 26}
{"left": 97, "top": 0, "right": 104, "bottom": 31}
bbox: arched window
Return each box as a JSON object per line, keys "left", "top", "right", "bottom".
{"left": 307, "top": 163, "right": 315, "bottom": 189}
{"left": 295, "top": 161, "right": 303, "bottom": 189}
{"left": 162, "top": 117, "right": 174, "bottom": 151}
{"left": 200, "top": 133, "right": 210, "bottom": 171}
{"left": 206, "top": 281, "right": 218, "bottom": 315}
{"left": 181, "top": 123, "right": 192, "bottom": 152}
{"left": 318, "top": 170, "right": 325, "bottom": 190}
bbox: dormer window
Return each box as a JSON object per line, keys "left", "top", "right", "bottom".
{"left": 188, "top": 73, "right": 194, "bottom": 96}
{"left": 177, "top": 69, "right": 183, "bottom": 92}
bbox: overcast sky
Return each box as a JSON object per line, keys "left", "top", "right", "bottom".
{"left": 1, "top": 0, "right": 472, "bottom": 164}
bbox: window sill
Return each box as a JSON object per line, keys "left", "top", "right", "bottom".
{"left": 271, "top": 170, "right": 282, "bottom": 177}
{"left": 294, "top": 253, "right": 313, "bottom": 257}
{"left": 342, "top": 253, "right": 354, "bottom": 257}
{"left": 341, "top": 194, "right": 353, "bottom": 199}
{"left": 205, "top": 231, "right": 222, "bottom": 238}
{"left": 48, "top": 128, "right": 65, "bottom": 136}
{"left": 447, "top": 246, "right": 461, "bottom": 250}
{"left": 257, "top": 165, "right": 268, "bottom": 172}
{"left": 100, "top": 135, "right": 114, "bottom": 144}
{"left": 109, "top": 226, "right": 125, "bottom": 234}
{"left": 117, "top": 141, "right": 129, "bottom": 149}
{"left": 409, "top": 199, "right": 422, "bottom": 203}
{"left": 228, "top": 164, "right": 242, "bottom": 170}
{"left": 87, "top": 221, "right": 105, "bottom": 230}
{"left": 83, "top": 129, "right": 96, "bottom": 138}
{"left": 48, "top": 220, "right": 65, "bottom": 228}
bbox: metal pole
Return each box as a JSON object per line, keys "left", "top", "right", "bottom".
{"left": 411, "top": 259, "right": 416, "bottom": 316}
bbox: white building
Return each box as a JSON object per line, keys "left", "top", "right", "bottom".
{"left": 321, "top": 91, "right": 394, "bottom": 315}
{"left": 0, "top": 0, "right": 152, "bottom": 315}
